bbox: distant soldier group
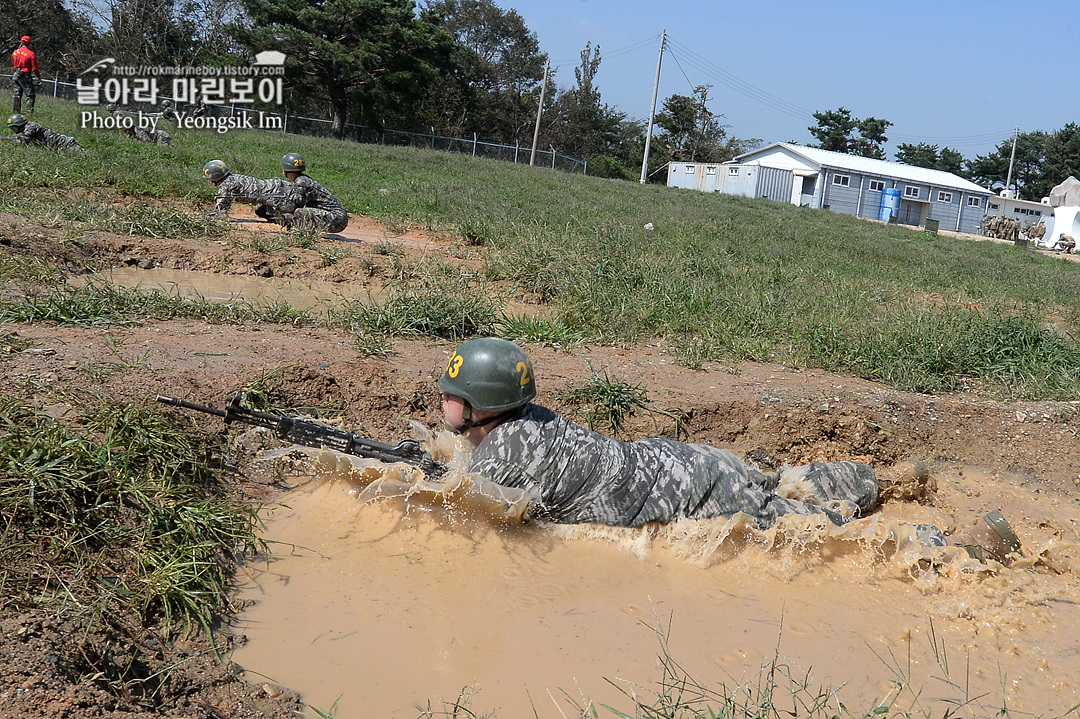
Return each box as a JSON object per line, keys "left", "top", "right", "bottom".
{"left": 203, "top": 153, "right": 349, "bottom": 234}
{"left": 8, "top": 29, "right": 349, "bottom": 236}
{"left": 980, "top": 214, "right": 1021, "bottom": 241}
{"left": 1021, "top": 219, "right": 1046, "bottom": 243}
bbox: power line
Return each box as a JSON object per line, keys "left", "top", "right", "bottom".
{"left": 664, "top": 38, "right": 815, "bottom": 121}
{"left": 663, "top": 34, "right": 1022, "bottom": 152}
{"left": 548, "top": 34, "right": 658, "bottom": 71}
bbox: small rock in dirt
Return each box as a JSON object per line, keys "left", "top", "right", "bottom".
{"left": 136, "top": 258, "right": 154, "bottom": 270}
{"left": 255, "top": 264, "right": 274, "bottom": 277}
{"left": 121, "top": 255, "right": 138, "bottom": 265}
{"left": 25, "top": 348, "right": 56, "bottom": 356}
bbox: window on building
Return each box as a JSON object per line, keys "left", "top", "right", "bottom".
{"left": 685, "top": 165, "right": 695, "bottom": 173}
{"left": 968, "top": 197, "right": 981, "bottom": 207}
{"left": 937, "top": 191, "right": 953, "bottom": 203}
{"left": 706, "top": 166, "right": 717, "bottom": 175}
{"left": 869, "top": 180, "right": 885, "bottom": 191}
{"left": 833, "top": 174, "right": 850, "bottom": 187}
{"left": 728, "top": 167, "right": 739, "bottom": 176}
{"left": 989, "top": 202, "right": 999, "bottom": 211}
{"left": 904, "top": 186, "right": 920, "bottom": 198}
{"left": 1013, "top": 208, "right": 1021, "bottom": 214}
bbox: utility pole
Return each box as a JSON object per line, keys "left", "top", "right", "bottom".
{"left": 530, "top": 59, "right": 550, "bottom": 167}
{"left": 1004, "top": 126, "right": 1019, "bottom": 198}
{"left": 639, "top": 29, "right": 666, "bottom": 185}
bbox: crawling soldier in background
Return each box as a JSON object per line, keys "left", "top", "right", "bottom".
{"left": 278, "top": 153, "right": 349, "bottom": 233}
{"left": 5, "top": 114, "right": 83, "bottom": 151}
{"left": 203, "top": 159, "right": 297, "bottom": 223}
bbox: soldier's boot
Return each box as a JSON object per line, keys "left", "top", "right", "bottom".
{"left": 949, "top": 510, "right": 1022, "bottom": 565}
{"left": 12, "top": 96, "right": 20, "bottom": 114}
{"left": 254, "top": 204, "right": 273, "bottom": 221}
{"left": 877, "top": 457, "right": 935, "bottom": 502}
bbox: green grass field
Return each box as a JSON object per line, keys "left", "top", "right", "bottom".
{"left": 8, "top": 95, "right": 1080, "bottom": 401}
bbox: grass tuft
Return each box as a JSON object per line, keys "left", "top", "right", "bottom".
{"left": 499, "top": 312, "right": 589, "bottom": 349}
{"left": 0, "top": 281, "right": 315, "bottom": 327}
{"left": 0, "top": 394, "right": 260, "bottom": 633}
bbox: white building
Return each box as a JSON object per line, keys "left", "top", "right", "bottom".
{"left": 667, "top": 142, "right": 994, "bottom": 235}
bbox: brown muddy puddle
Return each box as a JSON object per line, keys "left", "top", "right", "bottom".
{"left": 232, "top": 442, "right": 1080, "bottom": 719}
{"left": 73, "top": 267, "right": 379, "bottom": 311}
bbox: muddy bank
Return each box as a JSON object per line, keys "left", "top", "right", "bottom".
{"left": 2, "top": 205, "right": 1079, "bottom": 717}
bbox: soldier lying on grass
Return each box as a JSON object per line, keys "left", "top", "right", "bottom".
{"left": 4, "top": 113, "right": 83, "bottom": 151}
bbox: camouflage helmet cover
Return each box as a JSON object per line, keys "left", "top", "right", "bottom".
{"left": 438, "top": 337, "right": 536, "bottom": 412}
{"left": 7, "top": 113, "right": 27, "bottom": 128}
{"left": 203, "top": 160, "right": 231, "bottom": 182}
{"left": 281, "top": 152, "right": 306, "bottom": 173}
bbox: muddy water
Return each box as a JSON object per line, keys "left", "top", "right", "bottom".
{"left": 233, "top": 445, "right": 1080, "bottom": 719}
{"left": 74, "top": 267, "right": 377, "bottom": 310}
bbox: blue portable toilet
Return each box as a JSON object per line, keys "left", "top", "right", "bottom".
{"left": 879, "top": 188, "right": 901, "bottom": 222}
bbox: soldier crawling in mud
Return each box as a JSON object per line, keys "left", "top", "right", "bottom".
{"left": 4, "top": 113, "right": 83, "bottom": 151}
{"left": 1052, "top": 233, "right": 1075, "bottom": 254}
{"left": 436, "top": 337, "right": 1022, "bottom": 564}
{"left": 277, "top": 152, "right": 349, "bottom": 233}
{"left": 203, "top": 159, "right": 298, "bottom": 224}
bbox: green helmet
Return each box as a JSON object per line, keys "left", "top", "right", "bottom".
{"left": 281, "top": 152, "right": 306, "bottom": 173}
{"left": 7, "top": 113, "right": 27, "bottom": 129}
{"left": 438, "top": 337, "right": 536, "bottom": 412}
{"left": 203, "top": 160, "right": 231, "bottom": 182}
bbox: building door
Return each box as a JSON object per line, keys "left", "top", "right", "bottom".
{"left": 898, "top": 201, "right": 924, "bottom": 226}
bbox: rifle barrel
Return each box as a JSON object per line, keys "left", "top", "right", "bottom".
{"left": 155, "top": 394, "right": 227, "bottom": 418}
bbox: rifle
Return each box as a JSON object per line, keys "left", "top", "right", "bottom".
{"left": 156, "top": 393, "right": 446, "bottom": 479}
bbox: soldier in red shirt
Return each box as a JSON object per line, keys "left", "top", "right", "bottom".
{"left": 11, "top": 35, "right": 41, "bottom": 115}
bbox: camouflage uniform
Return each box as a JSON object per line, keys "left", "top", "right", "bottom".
{"left": 1053, "top": 234, "right": 1076, "bottom": 254}
{"left": 128, "top": 126, "right": 172, "bottom": 145}
{"left": 469, "top": 404, "right": 881, "bottom": 528}
{"left": 290, "top": 174, "right": 348, "bottom": 233}
{"left": 15, "top": 121, "right": 84, "bottom": 151}
{"left": 214, "top": 174, "right": 299, "bottom": 218}
{"left": 159, "top": 104, "right": 179, "bottom": 123}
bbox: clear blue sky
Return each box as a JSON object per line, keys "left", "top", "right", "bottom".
{"left": 501, "top": 0, "right": 1080, "bottom": 160}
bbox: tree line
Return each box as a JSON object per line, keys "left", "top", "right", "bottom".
{"left": 4, "top": 0, "right": 1078, "bottom": 193}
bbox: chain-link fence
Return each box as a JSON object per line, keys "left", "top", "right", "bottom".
{"left": 3, "top": 75, "right": 588, "bottom": 175}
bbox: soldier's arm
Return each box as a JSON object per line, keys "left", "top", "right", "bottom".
{"left": 214, "top": 177, "right": 236, "bottom": 213}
